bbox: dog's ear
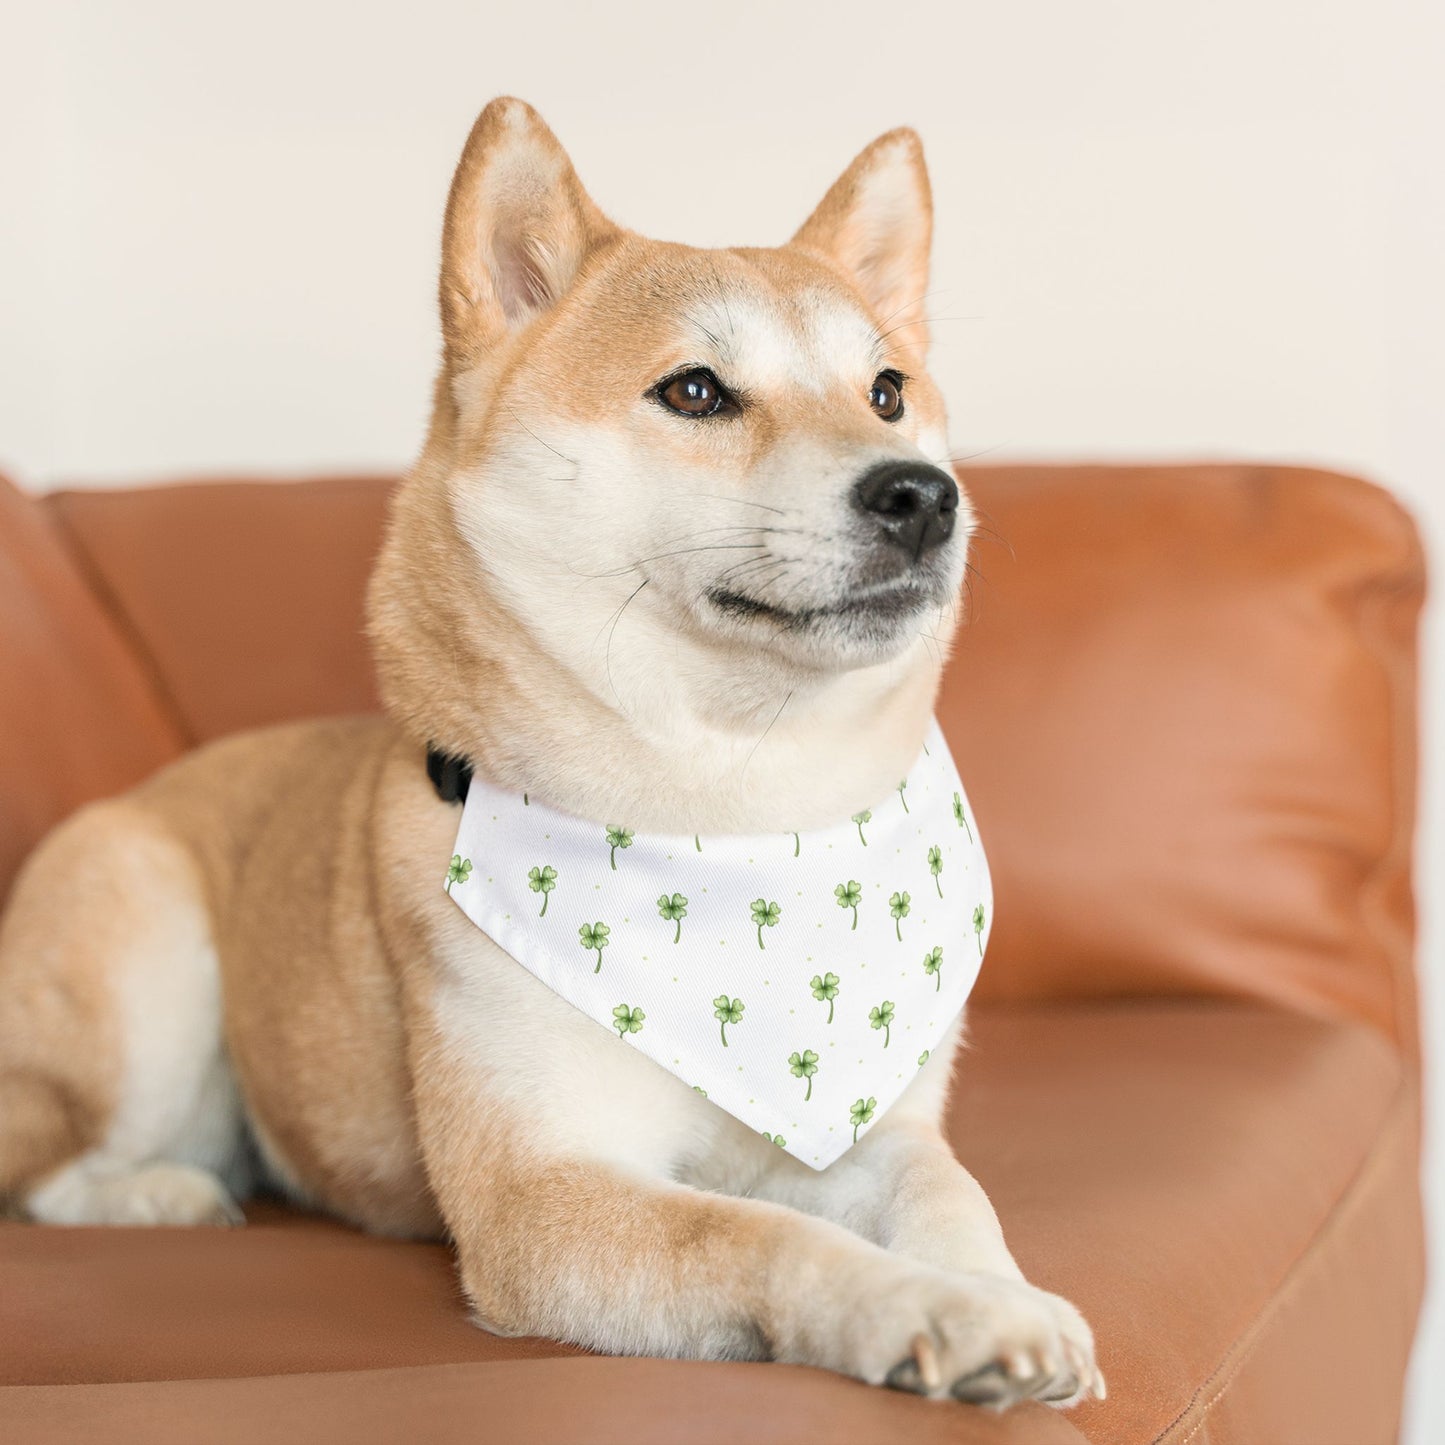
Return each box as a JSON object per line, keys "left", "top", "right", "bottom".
{"left": 439, "top": 97, "right": 618, "bottom": 365}
{"left": 790, "top": 129, "right": 933, "bottom": 351}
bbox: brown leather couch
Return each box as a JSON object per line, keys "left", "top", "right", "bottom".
{"left": 0, "top": 462, "right": 1426, "bottom": 1444}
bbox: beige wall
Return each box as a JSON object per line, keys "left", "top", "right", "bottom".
{"left": 1, "top": 2, "right": 1440, "bottom": 1436}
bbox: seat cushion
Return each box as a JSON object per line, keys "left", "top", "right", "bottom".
{"left": 0, "top": 1002, "right": 1420, "bottom": 1444}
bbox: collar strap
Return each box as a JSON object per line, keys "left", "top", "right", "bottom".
{"left": 426, "top": 746, "right": 472, "bottom": 804}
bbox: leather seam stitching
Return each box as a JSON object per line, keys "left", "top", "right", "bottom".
{"left": 1149, "top": 1078, "right": 1410, "bottom": 1444}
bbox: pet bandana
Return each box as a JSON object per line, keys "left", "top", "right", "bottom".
{"left": 443, "top": 720, "right": 990, "bottom": 1169}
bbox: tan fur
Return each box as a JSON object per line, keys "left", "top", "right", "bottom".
{"left": 0, "top": 98, "right": 1100, "bottom": 1405}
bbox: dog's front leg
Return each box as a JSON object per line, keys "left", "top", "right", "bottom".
{"left": 750, "top": 1048, "right": 1104, "bottom": 1405}
{"left": 412, "top": 1039, "right": 1096, "bottom": 1404}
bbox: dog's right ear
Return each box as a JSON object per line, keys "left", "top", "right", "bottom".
{"left": 439, "top": 98, "right": 617, "bottom": 366}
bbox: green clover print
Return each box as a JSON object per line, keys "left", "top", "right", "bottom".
{"left": 834, "top": 879, "right": 862, "bottom": 930}
{"left": 605, "top": 825, "right": 634, "bottom": 870}
{"left": 445, "top": 855, "right": 472, "bottom": 894}
{"left": 762, "top": 1132, "right": 787, "bottom": 1149}
{"left": 897, "top": 779, "right": 909, "bottom": 813}
{"left": 973, "top": 902, "right": 986, "bottom": 956}
{"left": 850, "top": 1096, "right": 877, "bottom": 1143}
{"left": 612, "top": 1003, "right": 644, "bottom": 1038}
{"left": 657, "top": 892, "right": 688, "bottom": 943}
{"left": 713, "top": 995, "right": 745, "bottom": 1047}
{"left": 579, "top": 920, "right": 611, "bottom": 972}
{"left": 927, "top": 845, "right": 943, "bottom": 897}
{"left": 888, "top": 890, "right": 911, "bottom": 941}
{"left": 869, "top": 1000, "right": 895, "bottom": 1048}
{"left": 810, "top": 971, "right": 840, "bottom": 1023}
{"left": 922, "top": 945, "right": 943, "bottom": 991}
{"left": 791, "top": 831, "right": 800, "bottom": 857}
{"left": 852, "top": 810, "right": 871, "bottom": 846}
{"left": 953, "top": 791, "right": 974, "bottom": 843}
{"left": 918, "top": 1049, "right": 931, "bottom": 1067}
{"left": 750, "top": 898, "right": 781, "bottom": 949}
{"left": 789, "top": 1049, "right": 819, "bottom": 1101}
{"left": 527, "top": 864, "right": 557, "bottom": 915}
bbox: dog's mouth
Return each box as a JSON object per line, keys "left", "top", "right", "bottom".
{"left": 705, "top": 578, "right": 936, "bottom": 631}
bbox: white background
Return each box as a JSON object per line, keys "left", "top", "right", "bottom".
{"left": 1, "top": 2, "right": 1440, "bottom": 1434}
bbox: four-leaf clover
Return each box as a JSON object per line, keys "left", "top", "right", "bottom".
{"left": 445, "top": 855, "right": 472, "bottom": 894}
{"left": 918, "top": 1049, "right": 931, "bottom": 1067}
{"left": 927, "top": 845, "right": 943, "bottom": 896}
{"left": 888, "top": 890, "right": 911, "bottom": 941}
{"left": 869, "top": 1000, "right": 895, "bottom": 1047}
{"left": 973, "top": 902, "right": 986, "bottom": 955}
{"left": 657, "top": 892, "right": 688, "bottom": 943}
{"left": 788, "top": 1049, "right": 820, "bottom": 1101}
{"left": 851, "top": 810, "right": 872, "bottom": 846}
{"left": 579, "top": 920, "right": 611, "bottom": 972}
{"left": 527, "top": 864, "right": 557, "bottom": 915}
{"left": 762, "top": 1132, "right": 787, "bottom": 1149}
{"left": 605, "top": 825, "right": 634, "bottom": 870}
{"left": 850, "top": 1096, "right": 877, "bottom": 1143}
{"left": 809, "top": 971, "right": 840, "bottom": 1022}
{"left": 922, "top": 945, "right": 943, "bottom": 991}
{"left": 750, "top": 898, "right": 781, "bottom": 949}
{"left": 713, "top": 995, "right": 745, "bottom": 1047}
{"left": 834, "top": 879, "right": 862, "bottom": 930}
{"left": 612, "top": 1003, "right": 644, "bottom": 1038}
{"left": 897, "top": 779, "right": 910, "bottom": 813}
{"left": 953, "top": 791, "right": 973, "bottom": 842}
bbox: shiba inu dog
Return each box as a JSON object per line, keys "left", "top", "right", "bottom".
{"left": 0, "top": 98, "right": 1101, "bottom": 1408}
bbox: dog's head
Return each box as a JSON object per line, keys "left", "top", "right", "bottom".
{"left": 371, "top": 99, "right": 970, "bottom": 791}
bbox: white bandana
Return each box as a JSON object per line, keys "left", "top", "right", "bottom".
{"left": 443, "top": 720, "right": 990, "bottom": 1169}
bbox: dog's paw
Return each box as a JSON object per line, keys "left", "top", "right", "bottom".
{"left": 842, "top": 1268, "right": 1104, "bottom": 1409}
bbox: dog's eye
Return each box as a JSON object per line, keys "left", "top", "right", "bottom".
{"left": 869, "top": 371, "right": 905, "bottom": 421}
{"left": 657, "top": 369, "right": 726, "bottom": 417}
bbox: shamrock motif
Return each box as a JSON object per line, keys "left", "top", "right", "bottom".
{"left": 922, "top": 945, "right": 943, "bottom": 991}
{"left": 809, "top": 971, "right": 840, "bottom": 1023}
{"left": 693, "top": 1084, "right": 708, "bottom": 1097}
{"left": 612, "top": 1003, "right": 644, "bottom": 1038}
{"left": 953, "top": 791, "right": 973, "bottom": 843}
{"left": 973, "top": 902, "right": 986, "bottom": 956}
{"left": 927, "top": 845, "right": 943, "bottom": 897}
{"left": 888, "top": 890, "right": 911, "bottom": 941}
{"left": 694, "top": 834, "right": 702, "bottom": 852}
{"left": 445, "top": 855, "right": 472, "bottom": 894}
{"left": 918, "top": 1049, "right": 931, "bottom": 1067}
{"left": 579, "top": 920, "right": 611, "bottom": 972}
{"left": 788, "top": 1049, "right": 820, "bottom": 1101}
{"left": 762, "top": 1132, "right": 787, "bottom": 1149}
{"left": 713, "top": 995, "right": 745, "bottom": 1047}
{"left": 657, "top": 892, "right": 688, "bottom": 943}
{"left": 605, "top": 825, "right": 634, "bottom": 870}
{"left": 869, "top": 1000, "right": 895, "bottom": 1047}
{"left": 834, "top": 879, "right": 862, "bottom": 930}
{"left": 897, "top": 779, "right": 910, "bottom": 813}
{"left": 850, "top": 1095, "right": 877, "bottom": 1143}
{"left": 851, "top": 810, "right": 871, "bottom": 846}
{"left": 750, "top": 898, "right": 781, "bottom": 950}
{"left": 791, "top": 831, "right": 800, "bottom": 857}
{"left": 527, "top": 864, "right": 557, "bottom": 915}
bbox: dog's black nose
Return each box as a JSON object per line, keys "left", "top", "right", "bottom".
{"left": 852, "top": 460, "right": 960, "bottom": 559}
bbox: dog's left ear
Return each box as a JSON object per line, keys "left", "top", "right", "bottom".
{"left": 790, "top": 129, "right": 933, "bottom": 351}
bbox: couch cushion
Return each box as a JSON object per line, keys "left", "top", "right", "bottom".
{"left": 47, "top": 465, "right": 1423, "bottom": 1047}
{"left": 946, "top": 464, "right": 1423, "bottom": 1054}
{"left": 46, "top": 476, "right": 390, "bottom": 743}
{"left": 0, "top": 474, "right": 183, "bottom": 905}
{"left": 0, "top": 1002, "right": 1418, "bottom": 1444}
